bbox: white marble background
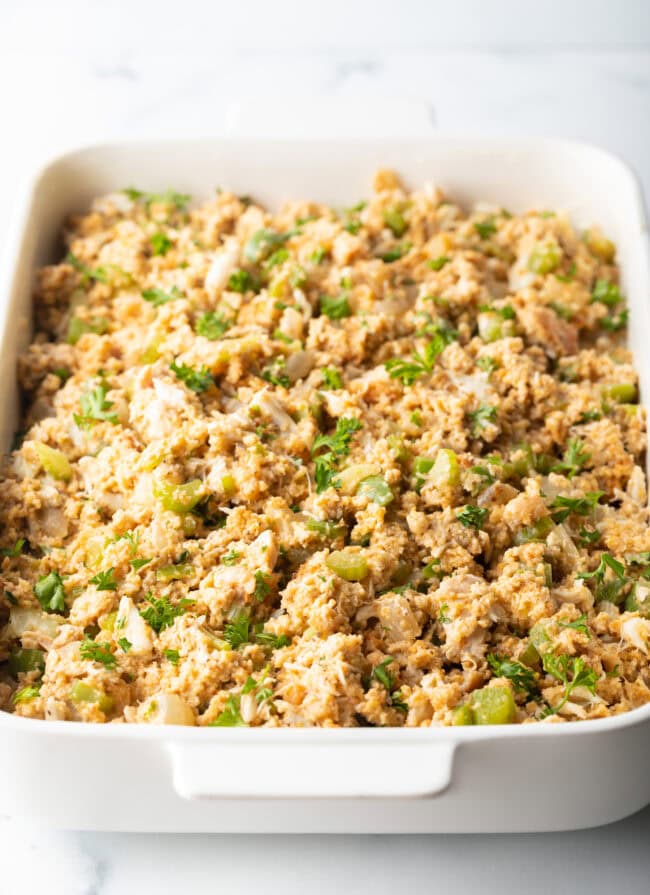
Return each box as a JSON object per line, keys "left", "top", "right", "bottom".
{"left": 1, "top": 1, "right": 649, "bottom": 892}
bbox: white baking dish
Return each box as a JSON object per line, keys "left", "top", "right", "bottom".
{"left": 1, "top": 138, "right": 649, "bottom": 833}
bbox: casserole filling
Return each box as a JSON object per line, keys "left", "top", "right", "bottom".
{"left": 1, "top": 168, "right": 649, "bottom": 727}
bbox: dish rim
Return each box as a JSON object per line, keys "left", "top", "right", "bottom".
{"left": 1, "top": 134, "right": 649, "bottom": 742}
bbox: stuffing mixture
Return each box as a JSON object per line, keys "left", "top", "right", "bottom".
{"left": 1, "top": 169, "right": 649, "bottom": 728}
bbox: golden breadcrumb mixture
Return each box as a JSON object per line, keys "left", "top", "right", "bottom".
{"left": 1, "top": 169, "right": 649, "bottom": 728}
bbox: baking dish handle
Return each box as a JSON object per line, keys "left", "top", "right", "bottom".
{"left": 168, "top": 740, "right": 456, "bottom": 800}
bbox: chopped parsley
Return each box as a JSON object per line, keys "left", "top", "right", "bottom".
{"left": 487, "top": 654, "right": 538, "bottom": 697}
{"left": 1, "top": 539, "right": 25, "bottom": 558}
{"left": 195, "top": 311, "right": 232, "bottom": 340}
{"left": 438, "top": 603, "right": 451, "bottom": 624}
{"left": 379, "top": 242, "right": 412, "bottom": 263}
{"left": 150, "top": 232, "right": 173, "bottom": 256}
{"left": 123, "top": 188, "right": 190, "bottom": 211}
{"left": 141, "top": 286, "right": 183, "bottom": 307}
{"left": 254, "top": 570, "right": 272, "bottom": 602}
{"left": 577, "top": 553, "right": 625, "bottom": 583}
{"left": 210, "top": 694, "right": 247, "bottom": 727}
{"left": 600, "top": 308, "right": 628, "bottom": 331}
{"left": 164, "top": 648, "right": 180, "bottom": 665}
{"left": 591, "top": 279, "right": 623, "bottom": 307}
{"left": 371, "top": 657, "right": 407, "bottom": 713}
{"left": 223, "top": 613, "right": 251, "bottom": 649}
{"left": 321, "top": 367, "right": 343, "bottom": 390}
{"left": 170, "top": 360, "right": 213, "bottom": 393}
{"left": 320, "top": 293, "right": 351, "bottom": 320}
{"left": 553, "top": 438, "right": 590, "bottom": 478}
{"left": 118, "top": 637, "right": 132, "bottom": 653}
{"left": 474, "top": 217, "right": 497, "bottom": 239}
{"left": 89, "top": 568, "right": 118, "bottom": 591}
{"left": 476, "top": 356, "right": 499, "bottom": 375}
{"left": 73, "top": 382, "right": 119, "bottom": 429}
{"left": 261, "top": 357, "right": 290, "bottom": 388}
{"left": 34, "top": 571, "right": 66, "bottom": 614}
{"left": 311, "top": 417, "right": 363, "bottom": 492}
{"left": 467, "top": 403, "right": 497, "bottom": 436}
{"left": 139, "top": 594, "right": 193, "bottom": 633}
{"left": 79, "top": 638, "right": 117, "bottom": 669}
{"left": 428, "top": 255, "right": 451, "bottom": 271}
{"left": 456, "top": 505, "right": 489, "bottom": 530}
{"left": 385, "top": 338, "right": 447, "bottom": 386}
{"left": 221, "top": 549, "right": 241, "bottom": 566}
{"left": 227, "top": 269, "right": 257, "bottom": 293}
{"left": 578, "top": 526, "right": 601, "bottom": 547}
{"left": 541, "top": 654, "right": 598, "bottom": 717}
{"left": 549, "top": 491, "right": 603, "bottom": 524}
{"left": 255, "top": 629, "right": 291, "bottom": 650}
{"left": 558, "top": 613, "right": 591, "bottom": 638}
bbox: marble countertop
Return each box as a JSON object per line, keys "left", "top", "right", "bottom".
{"left": 1, "top": 2, "right": 649, "bottom": 891}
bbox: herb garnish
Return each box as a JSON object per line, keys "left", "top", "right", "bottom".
{"left": 311, "top": 417, "right": 363, "bottom": 492}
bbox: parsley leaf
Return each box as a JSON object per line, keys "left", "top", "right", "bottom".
{"left": 195, "top": 311, "right": 232, "bottom": 340}
{"left": 549, "top": 491, "right": 603, "bottom": 524}
{"left": 79, "top": 638, "right": 117, "bottom": 669}
{"left": 487, "top": 654, "right": 539, "bottom": 697}
{"left": 254, "top": 628, "right": 291, "bottom": 650}
{"left": 577, "top": 526, "right": 601, "bottom": 547}
{"left": 600, "top": 308, "right": 628, "bottom": 331}
{"left": 379, "top": 242, "right": 412, "bottom": 263}
{"left": 476, "top": 356, "right": 499, "bottom": 375}
{"left": 553, "top": 438, "right": 590, "bottom": 478}
{"left": 261, "top": 356, "right": 290, "bottom": 388}
{"left": 254, "top": 570, "right": 272, "bottom": 602}
{"left": 34, "top": 571, "right": 66, "bottom": 614}
{"left": 210, "top": 694, "right": 248, "bottom": 727}
{"left": 1, "top": 539, "right": 25, "bottom": 558}
{"left": 141, "top": 286, "right": 183, "bottom": 307}
{"left": 311, "top": 417, "right": 363, "bottom": 492}
{"left": 123, "top": 188, "right": 190, "bottom": 211}
{"left": 150, "top": 232, "right": 173, "bottom": 256}
{"left": 385, "top": 338, "right": 448, "bottom": 386}
{"left": 577, "top": 553, "right": 625, "bottom": 582}
{"left": 591, "top": 279, "right": 623, "bottom": 307}
{"left": 89, "top": 568, "right": 118, "bottom": 591}
{"left": 227, "top": 269, "right": 257, "bottom": 293}
{"left": 321, "top": 367, "right": 343, "bottom": 390}
{"left": 118, "top": 637, "right": 132, "bottom": 652}
{"left": 541, "top": 654, "right": 598, "bottom": 716}
{"left": 223, "top": 613, "right": 251, "bottom": 649}
{"left": 170, "top": 360, "right": 213, "bottom": 393}
{"left": 73, "top": 383, "right": 119, "bottom": 429}
{"left": 474, "top": 218, "right": 497, "bottom": 239}
{"left": 320, "top": 293, "right": 351, "bottom": 320}
{"left": 467, "top": 404, "right": 497, "bottom": 436}
{"left": 221, "top": 549, "right": 241, "bottom": 566}
{"left": 558, "top": 613, "right": 591, "bottom": 638}
{"left": 371, "top": 657, "right": 407, "bottom": 712}
{"left": 456, "top": 505, "right": 489, "bottom": 530}
{"left": 12, "top": 685, "right": 41, "bottom": 704}
{"left": 164, "top": 648, "right": 180, "bottom": 664}
{"left": 139, "top": 594, "right": 193, "bottom": 633}
{"left": 428, "top": 255, "right": 451, "bottom": 271}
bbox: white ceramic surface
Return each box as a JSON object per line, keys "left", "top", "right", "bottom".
{"left": 1, "top": 136, "right": 649, "bottom": 836}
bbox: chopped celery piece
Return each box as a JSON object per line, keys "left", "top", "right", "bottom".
{"left": 529, "top": 622, "right": 552, "bottom": 655}
{"left": 66, "top": 316, "right": 109, "bottom": 345}
{"left": 34, "top": 442, "right": 72, "bottom": 482}
{"left": 357, "top": 475, "right": 394, "bottom": 506}
{"left": 430, "top": 448, "right": 460, "bottom": 487}
{"left": 8, "top": 647, "right": 45, "bottom": 676}
{"left": 221, "top": 474, "right": 236, "bottom": 497}
{"left": 477, "top": 311, "right": 505, "bottom": 343}
{"left": 387, "top": 434, "right": 409, "bottom": 463}
{"left": 470, "top": 685, "right": 516, "bottom": 725}
{"left": 154, "top": 479, "right": 203, "bottom": 514}
{"left": 527, "top": 242, "right": 561, "bottom": 275}
{"left": 69, "top": 680, "right": 113, "bottom": 714}
{"left": 383, "top": 207, "right": 407, "bottom": 238}
{"left": 100, "top": 611, "right": 117, "bottom": 632}
{"left": 244, "top": 229, "right": 286, "bottom": 263}
{"left": 306, "top": 518, "right": 346, "bottom": 539}
{"left": 156, "top": 563, "right": 193, "bottom": 581}
{"left": 514, "top": 516, "right": 554, "bottom": 545}
{"left": 602, "top": 383, "right": 637, "bottom": 404}
{"left": 624, "top": 582, "right": 650, "bottom": 618}
{"left": 451, "top": 704, "right": 475, "bottom": 726}
{"left": 326, "top": 550, "right": 368, "bottom": 581}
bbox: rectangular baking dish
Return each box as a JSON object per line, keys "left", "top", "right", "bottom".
{"left": 0, "top": 137, "right": 649, "bottom": 833}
